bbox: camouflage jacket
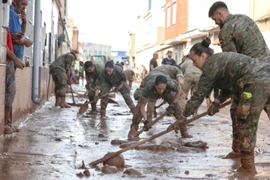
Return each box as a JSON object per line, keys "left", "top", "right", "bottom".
{"left": 183, "top": 52, "right": 270, "bottom": 117}
{"left": 124, "top": 69, "right": 135, "bottom": 81}
{"left": 95, "top": 65, "right": 127, "bottom": 89}
{"left": 150, "top": 65, "right": 184, "bottom": 79}
{"left": 51, "top": 53, "right": 75, "bottom": 78}
{"left": 219, "top": 14, "right": 270, "bottom": 59}
{"left": 139, "top": 73, "right": 180, "bottom": 104}
{"left": 85, "top": 63, "right": 104, "bottom": 88}
{"left": 179, "top": 58, "right": 202, "bottom": 78}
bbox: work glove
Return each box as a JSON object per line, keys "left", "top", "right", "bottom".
{"left": 142, "top": 120, "right": 151, "bottom": 131}
{"left": 208, "top": 102, "right": 219, "bottom": 116}
{"left": 166, "top": 103, "right": 176, "bottom": 114}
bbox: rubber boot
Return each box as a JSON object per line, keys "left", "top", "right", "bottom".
{"left": 55, "top": 95, "right": 61, "bottom": 107}
{"left": 130, "top": 107, "right": 135, "bottom": 115}
{"left": 179, "top": 123, "right": 193, "bottom": 138}
{"left": 100, "top": 109, "right": 106, "bottom": 120}
{"left": 223, "top": 139, "right": 241, "bottom": 159}
{"left": 4, "top": 106, "right": 13, "bottom": 134}
{"left": 9, "top": 107, "right": 19, "bottom": 132}
{"left": 236, "top": 153, "right": 257, "bottom": 175}
{"left": 60, "top": 97, "right": 71, "bottom": 108}
{"left": 90, "top": 103, "right": 97, "bottom": 115}
{"left": 127, "top": 124, "right": 140, "bottom": 141}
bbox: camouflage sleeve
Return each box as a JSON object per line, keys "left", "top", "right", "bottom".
{"left": 167, "top": 80, "right": 180, "bottom": 92}
{"left": 121, "top": 70, "right": 127, "bottom": 84}
{"left": 179, "top": 63, "right": 186, "bottom": 74}
{"left": 220, "top": 24, "right": 244, "bottom": 53}
{"left": 139, "top": 88, "right": 150, "bottom": 104}
{"left": 183, "top": 66, "right": 217, "bottom": 117}
{"left": 85, "top": 72, "right": 91, "bottom": 89}
{"left": 65, "top": 54, "right": 75, "bottom": 78}
{"left": 95, "top": 71, "right": 105, "bottom": 90}
{"left": 176, "top": 68, "right": 184, "bottom": 79}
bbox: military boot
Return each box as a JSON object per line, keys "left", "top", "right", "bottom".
{"left": 223, "top": 139, "right": 241, "bottom": 159}
{"left": 100, "top": 109, "right": 106, "bottom": 120}
{"left": 60, "top": 97, "right": 71, "bottom": 108}
{"left": 237, "top": 153, "right": 257, "bottom": 174}
{"left": 9, "top": 107, "right": 19, "bottom": 132}
{"left": 90, "top": 103, "right": 97, "bottom": 115}
{"left": 55, "top": 95, "right": 61, "bottom": 107}
{"left": 179, "top": 123, "right": 193, "bottom": 138}
{"left": 128, "top": 124, "right": 140, "bottom": 141}
{"left": 4, "top": 106, "right": 13, "bottom": 134}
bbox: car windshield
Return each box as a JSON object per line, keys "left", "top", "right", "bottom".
{"left": 91, "top": 55, "right": 106, "bottom": 65}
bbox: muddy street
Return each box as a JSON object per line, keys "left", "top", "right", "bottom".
{"left": 0, "top": 82, "right": 270, "bottom": 179}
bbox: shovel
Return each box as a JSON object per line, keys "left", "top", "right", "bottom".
{"left": 89, "top": 100, "right": 231, "bottom": 166}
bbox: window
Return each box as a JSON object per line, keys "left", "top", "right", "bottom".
{"left": 172, "top": 3, "right": 177, "bottom": 24}
{"left": 166, "top": 6, "right": 170, "bottom": 27}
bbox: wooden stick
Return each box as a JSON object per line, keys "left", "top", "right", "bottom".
{"left": 89, "top": 100, "right": 231, "bottom": 166}
{"left": 70, "top": 84, "right": 76, "bottom": 104}
{"left": 133, "top": 112, "right": 167, "bottom": 137}
{"left": 90, "top": 126, "right": 174, "bottom": 167}
{"left": 186, "top": 100, "right": 231, "bottom": 124}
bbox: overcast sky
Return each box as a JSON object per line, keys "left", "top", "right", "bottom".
{"left": 68, "top": 0, "right": 148, "bottom": 51}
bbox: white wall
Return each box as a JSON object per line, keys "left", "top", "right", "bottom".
{"left": 188, "top": 0, "right": 252, "bottom": 30}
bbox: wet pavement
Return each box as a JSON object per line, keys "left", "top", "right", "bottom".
{"left": 0, "top": 82, "right": 270, "bottom": 179}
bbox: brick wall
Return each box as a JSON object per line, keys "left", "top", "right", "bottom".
{"left": 165, "top": 0, "right": 188, "bottom": 41}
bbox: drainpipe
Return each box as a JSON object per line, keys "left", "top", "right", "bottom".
{"left": 32, "top": 0, "right": 41, "bottom": 104}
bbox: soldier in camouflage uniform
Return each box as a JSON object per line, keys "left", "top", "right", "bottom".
{"left": 50, "top": 52, "right": 76, "bottom": 108}
{"left": 84, "top": 61, "right": 104, "bottom": 114}
{"left": 95, "top": 61, "right": 135, "bottom": 119}
{"left": 209, "top": 1, "right": 270, "bottom": 159}
{"left": 124, "top": 69, "right": 135, "bottom": 88}
{"left": 134, "top": 65, "right": 185, "bottom": 122}
{"left": 179, "top": 56, "right": 202, "bottom": 98}
{"left": 129, "top": 73, "right": 191, "bottom": 140}
{"left": 173, "top": 39, "right": 270, "bottom": 174}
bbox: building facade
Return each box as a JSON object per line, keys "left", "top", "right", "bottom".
{"left": 0, "top": 0, "right": 77, "bottom": 134}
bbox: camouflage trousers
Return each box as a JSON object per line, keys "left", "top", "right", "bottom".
{"left": 51, "top": 68, "right": 68, "bottom": 97}
{"left": 88, "top": 83, "right": 96, "bottom": 102}
{"left": 233, "top": 80, "right": 270, "bottom": 156}
{"left": 100, "top": 82, "right": 135, "bottom": 110}
{"left": 131, "top": 91, "right": 187, "bottom": 130}
{"left": 127, "top": 79, "right": 133, "bottom": 89}
{"left": 182, "top": 73, "right": 200, "bottom": 98}
{"left": 5, "top": 61, "right": 16, "bottom": 107}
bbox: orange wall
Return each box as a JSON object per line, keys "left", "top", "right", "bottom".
{"left": 165, "top": 0, "right": 188, "bottom": 41}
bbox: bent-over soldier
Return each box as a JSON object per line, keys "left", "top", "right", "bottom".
{"left": 95, "top": 61, "right": 135, "bottom": 119}
{"left": 50, "top": 52, "right": 76, "bottom": 108}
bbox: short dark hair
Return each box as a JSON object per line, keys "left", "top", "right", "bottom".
{"left": 167, "top": 50, "right": 172, "bottom": 54}
{"left": 208, "top": 1, "right": 228, "bottom": 17}
{"left": 120, "top": 62, "right": 124, "bottom": 65}
{"left": 155, "top": 75, "right": 167, "bottom": 85}
{"left": 84, "top": 61, "right": 93, "bottom": 69}
{"left": 105, "top": 61, "right": 114, "bottom": 68}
